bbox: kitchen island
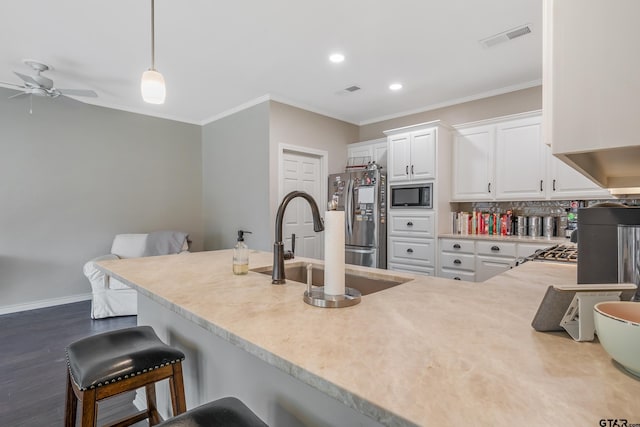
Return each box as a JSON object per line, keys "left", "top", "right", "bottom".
{"left": 97, "top": 250, "right": 639, "bottom": 426}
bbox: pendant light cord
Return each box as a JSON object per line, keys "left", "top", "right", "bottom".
{"left": 151, "top": 0, "right": 155, "bottom": 70}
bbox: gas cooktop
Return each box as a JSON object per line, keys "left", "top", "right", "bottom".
{"left": 529, "top": 243, "right": 578, "bottom": 263}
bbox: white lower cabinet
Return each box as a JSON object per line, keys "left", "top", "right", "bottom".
{"left": 475, "top": 241, "right": 517, "bottom": 282}
{"left": 516, "top": 242, "right": 555, "bottom": 258}
{"left": 438, "top": 238, "right": 558, "bottom": 282}
{"left": 475, "top": 256, "right": 515, "bottom": 282}
{"left": 439, "top": 238, "right": 476, "bottom": 281}
{"left": 389, "top": 237, "right": 435, "bottom": 267}
{"left": 387, "top": 263, "right": 435, "bottom": 276}
{"left": 388, "top": 210, "right": 438, "bottom": 275}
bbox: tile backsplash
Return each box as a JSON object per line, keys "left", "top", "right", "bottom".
{"left": 452, "top": 199, "right": 639, "bottom": 217}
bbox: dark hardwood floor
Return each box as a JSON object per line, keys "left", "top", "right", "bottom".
{"left": 0, "top": 301, "right": 137, "bottom": 426}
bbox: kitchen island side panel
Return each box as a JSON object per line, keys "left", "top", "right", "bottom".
{"left": 137, "top": 293, "right": 389, "bottom": 427}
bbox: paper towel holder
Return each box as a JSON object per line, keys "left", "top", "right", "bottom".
{"left": 303, "top": 286, "right": 361, "bottom": 308}
{"left": 303, "top": 263, "right": 361, "bottom": 308}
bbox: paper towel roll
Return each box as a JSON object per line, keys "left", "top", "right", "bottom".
{"left": 324, "top": 210, "right": 345, "bottom": 296}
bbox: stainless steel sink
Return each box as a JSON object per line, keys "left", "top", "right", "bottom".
{"left": 251, "top": 264, "right": 410, "bottom": 296}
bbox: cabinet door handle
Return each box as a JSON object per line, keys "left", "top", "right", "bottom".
{"left": 407, "top": 221, "right": 413, "bottom": 227}
{"left": 405, "top": 165, "right": 409, "bottom": 175}
{"left": 406, "top": 248, "right": 414, "bottom": 254}
{"left": 540, "top": 180, "right": 544, "bottom": 192}
{"left": 411, "top": 165, "right": 414, "bottom": 175}
{"left": 453, "top": 243, "right": 461, "bottom": 249}
{"left": 553, "top": 179, "right": 556, "bottom": 191}
{"left": 453, "top": 259, "right": 462, "bottom": 265}
{"left": 488, "top": 182, "right": 491, "bottom": 193}
{"left": 491, "top": 245, "right": 500, "bottom": 252}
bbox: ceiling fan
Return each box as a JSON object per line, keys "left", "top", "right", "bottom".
{"left": 0, "top": 59, "right": 98, "bottom": 104}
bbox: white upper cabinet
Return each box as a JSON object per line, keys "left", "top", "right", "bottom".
{"left": 388, "top": 134, "right": 412, "bottom": 182}
{"left": 494, "top": 116, "right": 546, "bottom": 200}
{"left": 388, "top": 129, "right": 435, "bottom": 182}
{"left": 544, "top": 0, "right": 640, "bottom": 188}
{"left": 452, "top": 112, "right": 611, "bottom": 202}
{"left": 347, "top": 138, "right": 388, "bottom": 169}
{"left": 452, "top": 126, "right": 494, "bottom": 200}
{"left": 546, "top": 145, "right": 611, "bottom": 199}
{"left": 409, "top": 129, "right": 436, "bottom": 181}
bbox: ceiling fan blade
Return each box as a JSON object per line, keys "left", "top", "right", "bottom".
{"left": 0, "top": 81, "right": 26, "bottom": 89}
{"left": 8, "top": 92, "right": 28, "bottom": 99}
{"left": 14, "top": 71, "right": 41, "bottom": 87}
{"left": 58, "top": 88, "right": 98, "bottom": 98}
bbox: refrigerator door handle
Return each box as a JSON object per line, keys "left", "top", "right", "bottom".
{"left": 345, "top": 247, "right": 375, "bottom": 254}
{"left": 346, "top": 178, "right": 354, "bottom": 237}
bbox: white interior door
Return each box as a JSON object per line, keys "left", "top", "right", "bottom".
{"left": 281, "top": 151, "right": 323, "bottom": 259}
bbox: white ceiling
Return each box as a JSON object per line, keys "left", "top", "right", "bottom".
{"left": 0, "top": 0, "right": 542, "bottom": 125}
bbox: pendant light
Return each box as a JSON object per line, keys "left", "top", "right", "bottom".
{"left": 141, "top": 0, "right": 166, "bottom": 104}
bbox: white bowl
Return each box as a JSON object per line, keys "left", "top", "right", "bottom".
{"left": 594, "top": 301, "right": 640, "bottom": 378}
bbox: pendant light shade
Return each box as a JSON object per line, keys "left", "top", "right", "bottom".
{"left": 141, "top": 69, "right": 165, "bottom": 104}
{"left": 141, "top": 0, "right": 165, "bottom": 104}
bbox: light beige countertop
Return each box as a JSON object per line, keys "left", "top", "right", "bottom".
{"left": 439, "top": 233, "right": 569, "bottom": 245}
{"left": 98, "top": 250, "right": 638, "bottom": 426}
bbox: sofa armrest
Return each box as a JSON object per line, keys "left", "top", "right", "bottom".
{"left": 83, "top": 254, "right": 120, "bottom": 292}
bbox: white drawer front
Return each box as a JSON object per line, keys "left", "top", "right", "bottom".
{"left": 516, "top": 242, "right": 554, "bottom": 258}
{"left": 476, "top": 241, "right": 517, "bottom": 257}
{"left": 475, "top": 255, "right": 516, "bottom": 282}
{"left": 439, "top": 238, "right": 475, "bottom": 254}
{"left": 388, "top": 263, "right": 435, "bottom": 276}
{"left": 440, "top": 252, "right": 475, "bottom": 271}
{"left": 390, "top": 213, "right": 434, "bottom": 236}
{"left": 439, "top": 268, "right": 476, "bottom": 282}
{"left": 390, "top": 238, "right": 435, "bottom": 266}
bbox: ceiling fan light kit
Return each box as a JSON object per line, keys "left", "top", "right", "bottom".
{"left": 141, "top": 0, "right": 166, "bottom": 104}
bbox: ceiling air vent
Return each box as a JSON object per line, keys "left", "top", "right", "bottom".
{"left": 479, "top": 24, "right": 532, "bottom": 48}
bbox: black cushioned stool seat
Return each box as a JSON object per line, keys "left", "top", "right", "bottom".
{"left": 64, "top": 326, "right": 187, "bottom": 427}
{"left": 157, "top": 397, "right": 268, "bottom": 427}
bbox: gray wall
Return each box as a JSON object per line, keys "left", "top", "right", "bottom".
{"left": 268, "top": 101, "right": 359, "bottom": 224}
{"left": 359, "top": 86, "right": 542, "bottom": 140}
{"left": 0, "top": 88, "right": 202, "bottom": 311}
{"left": 202, "top": 102, "right": 271, "bottom": 251}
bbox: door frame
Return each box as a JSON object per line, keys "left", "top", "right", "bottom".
{"left": 278, "top": 143, "right": 329, "bottom": 257}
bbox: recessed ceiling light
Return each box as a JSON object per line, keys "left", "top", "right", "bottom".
{"left": 389, "top": 83, "right": 403, "bottom": 91}
{"left": 329, "top": 53, "right": 345, "bottom": 63}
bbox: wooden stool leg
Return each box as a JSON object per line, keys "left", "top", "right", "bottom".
{"left": 169, "top": 362, "right": 187, "bottom": 416}
{"left": 64, "top": 371, "right": 78, "bottom": 427}
{"left": 80, "top": 388, "right": 97, "bottom": 427}
{"left": 145, "top": 383, "right": 162, "bottom": 426}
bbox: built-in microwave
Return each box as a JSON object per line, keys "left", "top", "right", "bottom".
{"left": 390, "top": 183, "right": 433, "bottom": 209}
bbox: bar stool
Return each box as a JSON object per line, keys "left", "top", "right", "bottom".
{"left": 156, "top": 397, "right": 268, "bottom": 427}
{"left": 64, "top": 326, "right": 187, "bottom": 427}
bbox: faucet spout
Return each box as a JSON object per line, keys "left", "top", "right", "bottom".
{"left": 272, "top": 191, "right": 325, "bottom": 284}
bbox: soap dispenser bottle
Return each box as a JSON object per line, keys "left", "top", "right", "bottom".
{"left": 233, "top": 230, "right": 252, "bottom": 275}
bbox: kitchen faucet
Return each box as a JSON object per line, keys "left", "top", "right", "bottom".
{"left": 272, "top": 191, "right": 324, "bottom": 284}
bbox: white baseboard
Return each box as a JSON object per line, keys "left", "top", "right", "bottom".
{"left": 0, "top": 293, "right": 93, "bottom": 316}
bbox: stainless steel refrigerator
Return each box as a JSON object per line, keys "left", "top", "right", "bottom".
{"left": 328, "top": 169, "right": 387, "bottom": 268}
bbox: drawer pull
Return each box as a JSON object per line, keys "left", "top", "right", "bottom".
{"left": 453, "top": 259, "right": 461, "bottom": 265}
{"left": 406, "top": 248, "right": 414, "bottom": 254}
{"left": 407, "top": 221, "right": 413, "bottom": 227}
{"left": 454, "top": 277, "right": 461, "bottom": 280}
{"left": 453, "top": 243, "right": 461, "bottom": 249}
{"left": 491, "top": 245, "right": 500, "bottom": 252}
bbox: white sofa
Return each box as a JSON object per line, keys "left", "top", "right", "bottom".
{"left": 84, "top": 232, "right": 189, "bottom": 319}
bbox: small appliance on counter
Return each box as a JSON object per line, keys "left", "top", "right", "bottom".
{"left": 577, "top": 204, "right": 640, "bottom": 284}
